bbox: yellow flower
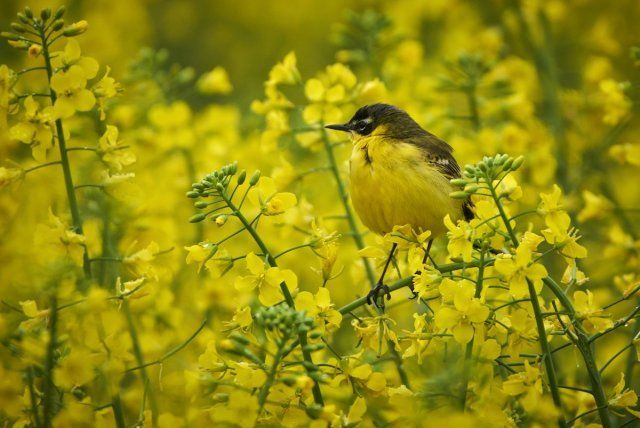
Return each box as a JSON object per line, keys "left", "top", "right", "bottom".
{"left": 122, "top": 241, "right": 159, "bottom": 279}
{"left": 295, "top": 287, "right": 342, "bottom": 332}
{"left": 234, "top": 252, "right": 297, "bottom": 306}
{"left": 34, "top": 208, "right": 86, "bottom": 264}
{"left": 346, "top": 397, "right": 367, "bottom": 425}
{"left": 412, "top": 265, "right": 442, "bottom": 299}
{"left": 609, "top": 143, "right": 640, "bottom": 166}
{"left": 302, "top": 63, "right": 357, "bottom": 124}
{"left": 494, "top": 245, "right": 547, "bottom": 298}
{"left": 599, "top": 78, "right": 631, "bottom": 125}
{"left": 608, "top": 374, "right": 640, "bottom": 418}
{"left": 93, "top": 66, "right": 121, "bottom": 120}
{"left": 331, "top": 355, "right": 386, "bottom": 393}
{"left": 249, "top": 176, "right": 297, "bottom": 215}
{"left": 267, "top": 51, "right": 300, "bottom": 86}
{"left": 52, "top": 39, "right": 99, "bottom": 79}
{"left": 577, "top": 190, "right": 611, "bottom": 222}
{"left": 444, "top": 214, "right": 474, "bottom": 262}
{"left": 232, "top": 361, "right": 267, "bottom": 388}
{"left": 538, "top": 185, "right": 570, "bottom": 237}
{"left": 10, "top": 96, "right": 54, "bottom": 162}
{"left": 198, "top": 66, "right": 233, "bottom": 94}
{"left": 55, "top": 349, "right": 97, "bottom": 389}
{"left": 19, "top": 300, "right": 48, "bottom": 318}
{"left": 573, "top": 290, "right": 613, "bottom": 333}
{"left": 0, "top": 166, "right": 22, "bottom": 189}
{"left": 50, "top": 65, "right": 96, "bottom": 119}
{"left": 98, "top": 125, "right": 136, "bottom": 171}
{"left": 434, "top": 286, "right": 489, "bottom": 344}
{"left": 502, "top": 360, "right": 543, "bottom": 411}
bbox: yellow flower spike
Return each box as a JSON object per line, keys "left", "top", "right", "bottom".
{"left": 50, "top": 65, "right": 96, "bottom": 119}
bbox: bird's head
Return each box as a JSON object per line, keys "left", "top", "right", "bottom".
{"left": 325, "top": 103, "right": 424, "bottom": 142}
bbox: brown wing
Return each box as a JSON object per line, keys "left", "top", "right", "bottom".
{"left": 406, "top": 132, "right": 475, "bottom": 221}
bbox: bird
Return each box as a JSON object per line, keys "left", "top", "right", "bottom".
{"left": 325, "top": 103, "right": 473, "bottom": 308}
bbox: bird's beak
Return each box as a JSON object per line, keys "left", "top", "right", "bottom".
{"left": 324, "top": 123, "right": 351, "bottom": 132}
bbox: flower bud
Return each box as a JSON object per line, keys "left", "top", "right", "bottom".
{"left": 229, "top": 332, "right": 249, "bottom": 345}
{"left": 41, "top": 8, "right": 52, "bottom": 21}
{"left": 502, "top": 157, "right": 514, "bottom": 171}
{"left": 215, "top": 215, "right": 227, "bottom": 226}
{"left": 28, "top": 44, "right": 42, "bottom": 58}
{"left": 463, "top": 184, "right": 479, "bottom": 193}
{"left": 17, "top": 13, "right": 30, "bottom": 24}
{"left": 464, "top": 165, "right": 476, "bottom": 176}
{"left": 63, "top": 20, "right": 88, "bottom": 37}
{"left": 194, "top": 201, "right": 208, "bottom": 209}
{"left": 189, "top": 213, "right": 207, "bottom": 223}
{"left": 280, "top": 376, "right": 297, "bottom": 387}
{"left": 54, "top": 6, "right": 66, "bottom": 20}
{"left": 510, "top": 155, "right": 524, "bottom": 171}
{"left": 249, "top": 170, "right": 261, "bottom": 186}
{"left": 236, "top": 170, "right": 246, "bottom": 185}
{"left": 449, "top": 191, "right": 469, "bottom": 200}
{"left": 10, "top": 23, "right": 27, "bottom": 33}
{"left": 24, "top": 7, "right": 33, "bottom": 19}
{"left": 52, "top": 20, "right": 64, "bottom": 31}
{"left": 308, "top": 331, "right": 322, "bottom": 339}
{"left": 1, "top": 32, "right": 21, "bottom": 41}
{"left": 305, "top": 404, "right": 323, "bottom": 419}
{"left": 186, "top": 190, "right": 200, "bottom": 198}
{"left": 450, "top": 178, "right": 466, "bottom": 187}
{"left": 212, "top": 393, "right": 229, "bottom": 403}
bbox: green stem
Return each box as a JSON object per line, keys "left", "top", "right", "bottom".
{"left": 222, "top": 194, "right": 324, "bottom": 406}
{"left": 490, "top": 184, "right": 567, "bottom": 427}
{"left": 258, "top": 331, "right": 290, "bottom": 411}
{"left": 111, "top": 394, "right": 126, "bottom": 428}
{"left": 460, "top": 249, "right": 485, "bottom": 410}
{"left": 42, "top": 296, "right": 58, "bottom": 428}
{"left": 27, "top": 366, "right": 42, "bottom": 428}
{"left": 39, "top": 26, "right": 91, "bottom": 279}
{"left": 122, "top": 300, "right": 159, "bottom": 425}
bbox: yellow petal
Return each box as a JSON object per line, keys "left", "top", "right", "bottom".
{"left": 453, "top": 322, "right": 474, "bottom": 344}
{"left": 245, "top": 252, "right": 265, "bottom": 275}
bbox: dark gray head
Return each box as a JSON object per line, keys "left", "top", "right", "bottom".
{"left": 325, "top": 103, "right": 426, "bottom": 138}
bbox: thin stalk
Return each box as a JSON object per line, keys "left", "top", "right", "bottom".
{"left": 42, "top": 296, "right": 58, "bottom": 428}
{"left": 39, "top": 26, "right": 91, "bottom": 278}
{"left": 111, "top": 394, "right": 126, "bottom": 428}
{"left": 222, "top": 193, "right": 324, "bottom": 406}
{"left": 122, "top": 300, "right": 159, "bottom": 424}
{"left": 489, "top": 184, "right": 566, "bottom": 427}
{"left": 27, "top": 366, "right": 42, "bottom": 428}
{"left": 258, "top": 331, "right": 290, "bottom": 411}
{"left": 460, "top": 249, "right": 485, "bottom": 410}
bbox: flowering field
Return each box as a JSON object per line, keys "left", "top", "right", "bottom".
{"left": 1, "top": 1, "right": 640, "bottom": 427}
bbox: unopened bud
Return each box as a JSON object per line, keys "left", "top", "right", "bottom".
{"left": 450, "top": 178, "right": 466, "bottom": 187}
{"left": 28, "top": 44, "right": 42, "bottom": 57}
{"left": 194, "top": 201, "right": 208, "bottom": 209}
{"left": 449, "top": 191, "right": 469, "bottom": 200}
{"left": 17, "top": 13, "right": 30, "bottom": 24}
{"left": 41, "top": 8, "right": 51, "bottom": 21}
{"left": 10, "top": 23, "right": 27, "bottom": 33}
{"left": 229, "top": 332, "right": 249, "bottom": 345}
{"left": 510, "top": 156, "right": 525, "bottom": 171}
{"left": 212, "top": 393, "right": 229, "bottom": 403}
{"left": 189, "top": 213, "right": 207, "bottom": 223}
{"left": 54, "top": 6, "right": 66, "bottom": 20}
{"left": 186, "top": 190, "right": 200, "bottom": 198}
{"left": 215, "top": 215, "right": 227, "bottom": 226}
{"left": 24, "top": 7, "right": 33, "bottom": 19}
{"left": 236, "top": 170, "right": 246, "bottom": 185}
{"left": 305, "top": 404, "right": 323, "bottom": 419}
{"left": 63, "top": 20, "right": 88, "bottom": 37}
{"left": 51, "top": 20, "right": 64, "bottom": 31}
{"left": 249, "top": 170, "right": 261, "bottom": 186}
{"left": 1, "top": 32, "right": 20, "bottom": 41}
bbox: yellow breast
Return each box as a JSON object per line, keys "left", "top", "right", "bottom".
{"left": 348, "top": 134, "right": 462, "bottom": 236}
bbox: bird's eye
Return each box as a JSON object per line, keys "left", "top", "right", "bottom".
{"left": 357, "top": 121, "right": 368, "bottom": 131}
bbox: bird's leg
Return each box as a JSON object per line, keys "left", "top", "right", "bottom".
{"left": 366, "top": 243, "right": 397, "bottom": 309}
{"left": 409, "top": 239, "right": 434, "bottom": 299}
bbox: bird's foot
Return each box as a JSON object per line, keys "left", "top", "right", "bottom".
{"left": 366, "top": 282, "right": 391, "bottom": 309}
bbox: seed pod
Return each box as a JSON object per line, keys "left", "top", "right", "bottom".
{"left": 189, "top": 213, "right": 207, "bottom": 223}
